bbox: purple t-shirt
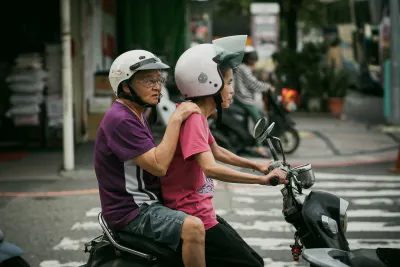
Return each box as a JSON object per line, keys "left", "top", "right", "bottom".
{"left": 94, "top": 101, "right": 161, "bottom": 230}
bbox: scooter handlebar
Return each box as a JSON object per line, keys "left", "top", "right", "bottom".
{"left": 267, "top": 161, "right": 286, "bottom": 186}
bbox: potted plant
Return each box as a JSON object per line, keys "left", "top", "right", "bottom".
{"left": 322, "top": 64, "right": 350, "bottom": 116}
{"left": 300, "top": 69, "right": 325, "bottom": 112}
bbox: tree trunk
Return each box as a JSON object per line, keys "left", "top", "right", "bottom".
{"left": 286, "top": 4, "right": 297, "bottom": 51}
{"left": 286, "top": 0, "right": 302, "bottom": 51}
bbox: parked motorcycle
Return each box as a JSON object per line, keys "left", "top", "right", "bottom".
{"left": 252, "top": 118, "right": 397, "bottom": 267}
{"left": 208, "top": 90, "right": 300, "bottom": 155}
{"left": 0, "top": 229, "right": 30, "bottom": 267}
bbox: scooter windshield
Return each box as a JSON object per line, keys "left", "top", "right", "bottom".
{"left": 212, "top": 35, "right": 247, "bottom": 69}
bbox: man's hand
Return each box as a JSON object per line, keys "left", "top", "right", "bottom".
{"left": 259, "top": 168, "right": 288, "bottom": 185}
{"left": 173, "top": 102, "right": 201, "bottom": 122}
{"left": 253, "top": 160, "right": 273, "bottom": 174}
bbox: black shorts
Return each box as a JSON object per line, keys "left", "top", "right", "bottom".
{"left": 205, "top": 215, "right": 264, "bottom": 267}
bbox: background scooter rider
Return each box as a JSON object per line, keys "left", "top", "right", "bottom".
{"left": 162, "top": 36, "right": 288, "bottom": 267}
{"left": 94, "top": 50, "right": 206, "bottom": 267}
{"left": 233, "top": 45, "right": 275, "bottom": 157}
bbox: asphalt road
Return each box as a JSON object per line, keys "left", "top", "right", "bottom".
{"left": 1, "top": 162, "right": 399, "bottom": 267}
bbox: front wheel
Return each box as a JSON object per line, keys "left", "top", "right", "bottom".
{"left": 1, "top": 256, "right": 30, "bottom": 267}
{"left": 274, "top": 127, "right": 300, "bottom": 154}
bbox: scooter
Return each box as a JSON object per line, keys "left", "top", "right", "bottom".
{"left": 80, "top": 119, "right": 397, "bottom": 267}
{"left": 0, "top": 229, "right": 30, "bottom": 267}
{"left": 252, "top": 118, "right": 397, "bottom": 267}
{"left": 208, "top": 90, "right": 300, "bottom": 155}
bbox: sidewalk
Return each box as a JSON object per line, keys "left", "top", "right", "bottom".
{"left": 0, "top": 113, "right": 398, "bottom": 182}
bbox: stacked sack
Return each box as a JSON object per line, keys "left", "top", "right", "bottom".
{"left": 5, "top": 53, "right": 47, "bottom": 126}
{"left": 45, "top": 44, "right": 62, "bottom": 128}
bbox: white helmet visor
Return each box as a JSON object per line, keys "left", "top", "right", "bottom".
{"left": 212, "top": 35, "right": 247, "bottom": 69}
{"left": 130, "top": 57, "right": 170, "bottom": 72}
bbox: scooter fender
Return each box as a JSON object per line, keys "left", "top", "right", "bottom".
{"left": 0, "top": 241, "right": 24, "bottom": 262}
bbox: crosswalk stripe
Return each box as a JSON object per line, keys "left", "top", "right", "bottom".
{"left": 231, "top": 220, "right": 400, "bottom": 232}
{"left": 313, "top": 173, "right": 400, "bottom": 182}
{"left": 217, "top": 181, "right": 400, "bottom": 189}
{"left": 71, "top": 221, "right": 100, "bottom": 231}
{"left": 231, "top": 187, "right": 400, "bottom": 197}
{"left": 215, "top": 208, "right": 400, "bottom": 218}
{"left": 85, "top": 207, "right": 101, "bottom": 217}
{"left": 53, "top": 237, "right": 92, "bottom": 250}
{"left": 69, "top": 219, "right": 400, "bottom": 233}
{"left": 233, "top": 197, "right": 400, "bottom": 205}
{"left": 245, "top": 238, "right": 400, "bottom": 250}
{"left": 41, "top": 172, "right": 400, "bottom": 267}
{"left": 312, "top": 182, "right": 400, "bottom": 188}
{"left": 262, "top": 258, "right": 300, "bottom": 267}
{"left": 351, "top": 198, "right": 400, "bottom": 205}
{"left": 39, "top": 261, "right": 85, "bottom": 267}
{"left": 51, "top": 236, "right": 400, "bottom": 251}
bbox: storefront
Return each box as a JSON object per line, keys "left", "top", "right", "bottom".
{"left": 0, "top": 0, "right": 117, "bottom": 152}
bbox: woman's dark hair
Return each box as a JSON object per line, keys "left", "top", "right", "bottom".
{"left": 219, "top": 64, "right": 232, "bottom": 78}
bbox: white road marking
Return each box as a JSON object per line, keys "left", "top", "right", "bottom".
{"left": 351, "top": 198, "right": 400, "bottom": 205}
{"left": 216, "top": 208, "right": 400, "bottom": 218}
{"left": 40, "top": 261, "right": 85, "bottom": 267}
{"left": 231, "top": 187, "right": 400, "bottom": 197}
{"left": 85, "top": 207, "right": 101, "bottom": 217}
{"left": 232, "top": 197, "right": 400, "bottom": 206}
{"left": 71, "top": 221, "right": 101, "bottom": 231}
{"left": 53, "top": 237, "right": 92, "bottom": 250}
{"left": 230, "top": 220, "right": 400, "bottom": 232}
{"left": 314, "top": 172, "right": 400, "bottom": 182}
{"left": 245, "top": 238, "right": 400, "bottom": 250}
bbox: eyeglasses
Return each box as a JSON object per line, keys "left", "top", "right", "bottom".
{"left": 139, "top": 77, "right": 166, "bottom": 88}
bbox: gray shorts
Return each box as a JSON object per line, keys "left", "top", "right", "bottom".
{"left": 123, "top": 202, "right": 188, "bottom": 251}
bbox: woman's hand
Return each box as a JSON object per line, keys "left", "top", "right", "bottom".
{"left": 259, "top": 168, "right": 288, "bottom": 185}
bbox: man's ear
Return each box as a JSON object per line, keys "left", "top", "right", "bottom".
{"left": 121, "top": 80, "right": 132, "bottom": 94}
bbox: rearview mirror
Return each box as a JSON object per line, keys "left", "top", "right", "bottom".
{"left": 253, "top": 117, "right": 274, "bottom": 142}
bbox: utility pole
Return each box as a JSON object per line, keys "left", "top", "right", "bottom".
{"left": 390, "top": 0, "right": 400, "bottom": 124}
{"left": 61, "top": 0, "right": 75, "bottom": 170}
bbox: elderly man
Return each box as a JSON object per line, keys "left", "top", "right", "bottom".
{"left": 94, "top": 49, "right": 205, "bottom": 267}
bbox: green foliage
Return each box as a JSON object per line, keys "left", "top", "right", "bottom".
{"left": 297, "top": 0, "right": 327, "bottom": 35}
{"left": 322, "top": 63, "right": 350, "bottom": 98}
{"left": 273, "top": 42, "right": 350, "bottom": 98}
{"left": 272, "top": 42, "right": 326, "bottom": 91}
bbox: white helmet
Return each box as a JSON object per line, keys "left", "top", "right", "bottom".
{"left": 109, "top": 50, "right": 169, "bottom": 106}
{"left": 175, "top": 35, "right": 247, "bottom": 99}
{"left": 175, "top": 35, "right": 247, "bottom": 126}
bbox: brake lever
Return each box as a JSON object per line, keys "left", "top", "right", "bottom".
{"left": 268, "top": 161, "right": 284, "bottom": 172}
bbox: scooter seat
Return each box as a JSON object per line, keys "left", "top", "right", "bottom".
{"left": 117, "top": 231, "right": 178, "bottom": 262}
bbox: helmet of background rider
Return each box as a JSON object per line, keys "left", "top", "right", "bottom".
{"left": 243, "top": 45, "right": 259, "bottom": 65}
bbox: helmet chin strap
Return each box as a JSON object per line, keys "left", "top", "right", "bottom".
{"left": 119, "top": 80, "right": 161, "bottom": 123}
{"left": 213, "top": 93, "right": 223, "bottom": 128}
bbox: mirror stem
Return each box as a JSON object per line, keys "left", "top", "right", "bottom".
{"left": 271, "top": 136, "right": 287, "bottom": 165}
